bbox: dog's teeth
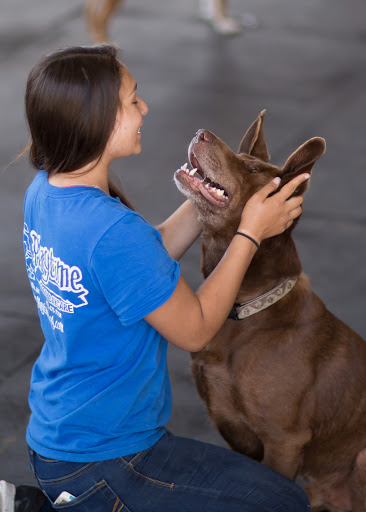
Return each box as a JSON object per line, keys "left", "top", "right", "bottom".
{"left": 216, "top": 189, "right": 225, "bottom": 197}
{"left": 189, "top": 168, "right": 197, "bottom": 176}
{"left": 178, "top": 163, "right": 189, "bottom": 172}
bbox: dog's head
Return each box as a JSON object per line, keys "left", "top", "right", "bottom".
{"left": 174, "top": 110, "right": 326, "bottom": 234}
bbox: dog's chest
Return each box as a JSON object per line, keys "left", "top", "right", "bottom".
{"left": 200, "top": 237, "right": 232, "bottom": 278}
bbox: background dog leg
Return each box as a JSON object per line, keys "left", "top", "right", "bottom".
{"left": 85, "top": 0, "right": 124, "bottom": 42}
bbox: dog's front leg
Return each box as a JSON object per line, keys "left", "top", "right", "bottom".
{"left": 262, "top": 430, "right": 312, "bottom": 480}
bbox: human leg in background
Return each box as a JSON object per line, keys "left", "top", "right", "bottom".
{"left": 199, "top": 0, "right": 258, "bottom": 35}
{"left": 199, "top": 0, "right": 243, "bottom": 35}
{"left": 28, "top": 431, "right": 310, "bottom": 512}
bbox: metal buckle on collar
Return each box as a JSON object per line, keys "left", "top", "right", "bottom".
{"left": 228, "top": 304, "right": 241, "bottom": 320}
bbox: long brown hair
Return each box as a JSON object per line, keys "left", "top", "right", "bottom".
{"left": 25, "top": 45, "right": 133, "bottom": 209}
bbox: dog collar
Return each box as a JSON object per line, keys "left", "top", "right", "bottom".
{"left": 228, "top": 276, "right": 298, "bottom": 320}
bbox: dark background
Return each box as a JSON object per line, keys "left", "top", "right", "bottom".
{"left": 0, "top": 0, "right": 365, "bottom": 484}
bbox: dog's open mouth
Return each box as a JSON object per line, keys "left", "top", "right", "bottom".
{"left": 176, "top": 155, "right": 230, "bottom": 208}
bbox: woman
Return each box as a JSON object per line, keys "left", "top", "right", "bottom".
{"left": 3, "top": 45, "right": 310, "bottom": 511}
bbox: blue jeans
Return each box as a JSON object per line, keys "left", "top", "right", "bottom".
{"left": 28, "top": 431, "right": 310, "bottom": 511}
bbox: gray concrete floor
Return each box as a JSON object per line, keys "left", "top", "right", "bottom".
{"left": 0, "top": 0, "right": 365, "bottom": 485}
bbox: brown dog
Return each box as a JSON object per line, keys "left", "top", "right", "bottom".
{"left": 174, "top": 110, "right": 366, "bottom": 511}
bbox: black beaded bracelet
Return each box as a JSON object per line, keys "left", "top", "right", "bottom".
{"left": 235, "top": 231, "right": 260, "bottom": 250}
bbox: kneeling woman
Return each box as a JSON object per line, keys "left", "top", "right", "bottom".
{"left": 11, "top": 45, "right": 309, "bottom": 512}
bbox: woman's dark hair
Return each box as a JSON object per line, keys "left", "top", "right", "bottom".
{"left": 25, "top": 45, "right": 133, "bottom": 208}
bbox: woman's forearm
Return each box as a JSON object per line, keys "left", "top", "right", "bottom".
{"left": 156, "top": 200, "right": 202, "bottom": 260}
{"left": 194, "top": 234, "right": 257, "bottom": 342}
{"left": 145, "top": 234, "right": 258, "bottom": 352}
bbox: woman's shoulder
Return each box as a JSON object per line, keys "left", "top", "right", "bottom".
{"left": 80, "top": 194, "right": 162, "bottom": 256}
{"left": 96, "top": 194, "right": 149, "bottom": 227}
{"left": 100, "top": 200, "right": 158, "bottom": 240}
{"left": 89, "top": 198, "right": 164, "bottom": 256}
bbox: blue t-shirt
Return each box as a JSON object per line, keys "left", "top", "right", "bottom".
{"left": 23, "top": 171, "right": 180, "bottom": 462}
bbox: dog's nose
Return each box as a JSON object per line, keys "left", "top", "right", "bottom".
{"left": 196, "top": 130, "right": 213, "bottom": 143}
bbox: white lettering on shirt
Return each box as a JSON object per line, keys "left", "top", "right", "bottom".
{"left": 24, "top": 223, "right": 89, "bottom": 331}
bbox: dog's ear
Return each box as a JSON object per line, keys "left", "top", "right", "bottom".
{"left": 238, "top": 110, "right": 270, "bottom": 162}
{"left": 280, "top": 137, "right": 326, "bottom": 194}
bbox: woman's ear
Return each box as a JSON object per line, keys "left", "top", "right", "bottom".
{"left": 238, "top": 110, "right": 270, "bottom": 162}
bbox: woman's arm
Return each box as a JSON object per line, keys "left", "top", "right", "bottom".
{"left": 145, "top": 174, "right": 308, "bottom": 352}
{"left": 156, "top": 200, "right": 202, "bottom": 261}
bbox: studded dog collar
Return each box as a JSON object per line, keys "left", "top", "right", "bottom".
{"left": 228, "top": 276, "right": 298, "bottom": 320}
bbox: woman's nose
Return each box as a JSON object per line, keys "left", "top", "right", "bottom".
{"left": 140, "top": 98, "right": 148, "bottom": 116}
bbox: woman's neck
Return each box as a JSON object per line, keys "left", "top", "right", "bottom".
{"left": 48, "top": 159, "right": 110, "bottom": 194}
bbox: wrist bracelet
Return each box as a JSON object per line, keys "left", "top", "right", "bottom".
{"left": 235, "top": 231, "right": 260, "bottom": 250}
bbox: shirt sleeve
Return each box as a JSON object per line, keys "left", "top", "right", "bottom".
{"left": 89, "top": 212, "right": 181, "bottom": 326}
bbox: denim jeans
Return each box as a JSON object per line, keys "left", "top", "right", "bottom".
{"left": 28, "top": 431, "right": 310, "bottom": 511}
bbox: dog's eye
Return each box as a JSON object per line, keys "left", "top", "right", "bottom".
{"left": 249, "top": 168, "right": 258, "bottom": 174}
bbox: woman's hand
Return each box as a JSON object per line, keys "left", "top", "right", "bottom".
{"left": 238, "top": 174, "right": 309, "bottom": 245}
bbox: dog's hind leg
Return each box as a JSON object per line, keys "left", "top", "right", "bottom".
{"left": 262, "top": 429, "right": 312, "bottom": 480}
{"left": 349, "top": 449, "right": 366, "bottom": 511}
{"left": 311, "top": 506, "right": 345, "bottom": 512}
{"left": 305, "top": 481, "right": 351, "bottom": 511}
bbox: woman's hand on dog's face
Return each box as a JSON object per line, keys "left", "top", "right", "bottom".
{"left": 239, "top": 173, "right": 310, "bottom": 243}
